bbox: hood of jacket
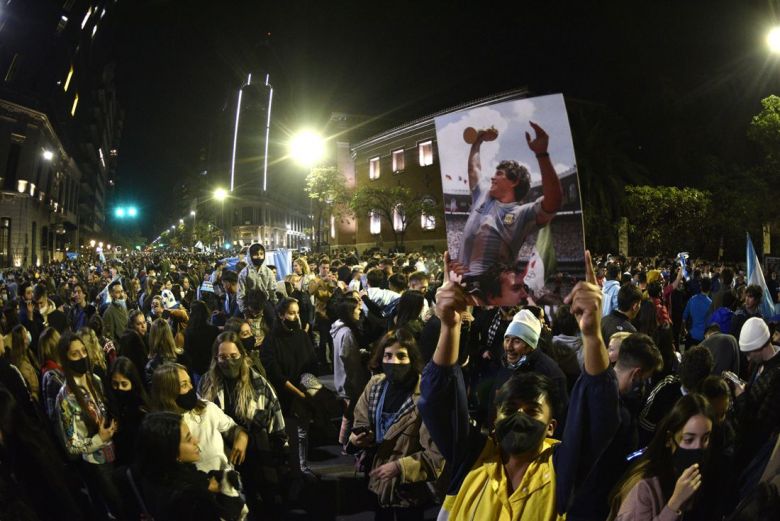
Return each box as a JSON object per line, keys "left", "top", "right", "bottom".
{"left": 245, "top": 242, "right": 266, "bottom": 267}
{"left": 603, "top": 279, "right": 620, "bottom": 293}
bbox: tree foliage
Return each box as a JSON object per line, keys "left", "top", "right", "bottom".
{"left": 623, "top": 186, "right": 713, "bottom": 257}
{"left": 305, "top": 166, "right": 351, "bottom": 251}
{"left": 748, "top": 95, "right": 780, "bottom": 168}
{"left": 350, "top": 186, "right": 439, "bottom": 249}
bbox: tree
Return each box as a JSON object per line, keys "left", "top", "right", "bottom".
{"left": 350, "top": 186, "right": 440, "bottom": 250}
{"left": 748, "top": 95, "right": 780, "bottom": 170}
{"left": 304, "top": 166, "right": 350, "bottom": 252}
{"left": 623, "top": 185, "right": 713, "bottom": 257}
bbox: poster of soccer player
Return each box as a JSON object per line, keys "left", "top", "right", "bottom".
{"left": 434, "top": 93, "right": 585, "bottom": 307}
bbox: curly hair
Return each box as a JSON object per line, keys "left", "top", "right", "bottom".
{"left": 496, "top": 160, "right": 531, "bottom": 201}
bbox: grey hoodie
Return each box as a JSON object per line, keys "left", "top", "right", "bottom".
{"left": 237, "top": 242, "right": 278, "bottom": 310}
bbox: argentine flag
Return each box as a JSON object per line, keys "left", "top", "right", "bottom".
{"left": 746, "top": 233, "right": 775, "bottom": 319}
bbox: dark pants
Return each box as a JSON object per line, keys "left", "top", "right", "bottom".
{"left": 80, "top": 460, "right": 122, "bottom": 519}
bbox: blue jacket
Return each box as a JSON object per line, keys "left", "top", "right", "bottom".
{"left": 602, "top": 280, "right": 620, "bottom": 317}
{"left": 682, "top": 293, "right": 712, "bottom": 341}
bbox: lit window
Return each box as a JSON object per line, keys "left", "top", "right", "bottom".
{"left": 99, "top": 148, "right": 106, "bottom": 168}
{"left": 369, "top": 157, "right": 380, "bottom": 180}
{"left": 330, "top": 215, "right": 336, "bottom": 239}
{"left": 81, "top": 7, "right": 92, "bottom": 30}
{"left": 70, "top": 93, "right": 79, "bottom": 116}
{"left": 392, "top": 149, "right": 405, "bottom": 172}
{"left": 393, "top": 205, "right": 404, "bottom": 232}
{"left": 4, "top": 53, "right": 19, "bottom": 83}
{"left": 419, "top": 141, "right": 433, "bottom": 166}
{"left": 421, "top": 196, "right": 436, "bottom": 230}
{"left": 57, "top": 15, "right": 68, "bottom": 34}
{"left": 16, "top": 180, "right": 27, "bottom": 193}
{"left": 63, "top": 65, "right": 74, "bottom": 91}
{"left": 369, "top": 212, "right": 381, "bottom": 234}
{"left": 28, "top": 183, "right": 35, "bottom": 196}
{"left": 91, "top": 24, "right": 97, "bottom": 39}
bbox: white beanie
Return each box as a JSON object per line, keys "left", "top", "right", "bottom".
{"left": 504, "top": 309, "right": 542, "bottom": 349}
{"left": 739, "top": 317, "right": 770, "bottom": 352}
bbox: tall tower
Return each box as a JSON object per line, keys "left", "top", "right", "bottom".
{"left": 230, "top": 74, "right": 273, "bottom": 194}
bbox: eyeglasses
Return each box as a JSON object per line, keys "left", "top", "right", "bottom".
{"left": 216, "top": 353, "right": 241, "bottom": 362}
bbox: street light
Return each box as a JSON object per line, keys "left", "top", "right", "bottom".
{"left": 213, "top": 188, "right": 227, "bottom": 201}
{"left": 290, "top": 131, "right": 325, "bottom": 166}
{"left": 179, "top": 219, "right": 184, "bottom": 225}
{"left": 42, "top": 149, "right": 54, "bottom": 161}
{"left": 115, "top": 207, "right": 126, "bottom": 218}
{"left": 127, "top": 206, "right": 138, "bottom": 217}
{"left": 190, "top": 210, "right": 196, "bottom": 217}
{"left": 768, "top": 26, "right": 780, "bottom": 53}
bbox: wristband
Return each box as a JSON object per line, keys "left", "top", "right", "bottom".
{"left": 536, "top": 152, "right": 550, "bottom": 159}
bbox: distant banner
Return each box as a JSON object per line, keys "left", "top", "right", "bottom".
{"left": 434, "top": 94, "right": 585, "bottom": 307}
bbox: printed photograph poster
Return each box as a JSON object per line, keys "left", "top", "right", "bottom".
{"left": 434, "top": 93, "right": 585, "bottom": 308}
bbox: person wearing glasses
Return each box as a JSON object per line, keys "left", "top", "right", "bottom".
{"left": 452, "top": 122, "right": 563, "bottom": 295}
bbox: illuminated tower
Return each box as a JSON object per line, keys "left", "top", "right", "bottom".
{"left": 230, "top": 74, "right": 273, "bottom": 193}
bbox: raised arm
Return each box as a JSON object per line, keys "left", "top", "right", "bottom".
{"left": 526, "top": 122, "right": 563, "bottom": 223}
{"left": 432, "top": 253, "right": 468, "bottom": 367}
{"left": 467, "top": 135, "right": 485, "bottom": 193}
{"left": 564, "top": 250, "right": 608, "bottom": 375}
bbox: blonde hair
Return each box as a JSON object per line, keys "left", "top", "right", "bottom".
{"left": 38, "top": 327, "right": 62, "bottom": 365}
{"left": 150, "top": 362, "right": 205, "bottom": 414}
{"left": 76, "top": 327, "right": 106, "bottom": 371}
{"left": 294, "top": 257, "right": 311, "bottom": 275}
{"left": 198, "top": 332, "right": 255, "bottom": 423}
{"left": 149, "top": 318, "right": 179, "bottom": 361}
{"left": 609, "top": 331, "right": 632, "bottom": 347}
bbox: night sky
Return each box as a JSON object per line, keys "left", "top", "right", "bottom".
{"left": 112, "top": 0, "right": 780, "bottom": 237}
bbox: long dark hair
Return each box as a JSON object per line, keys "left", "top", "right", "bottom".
{"left": 109, "top": 356, "right": 150, "bottom": 409}
{"left": 199, "top": 331, "right": 255, "bottom": 423}
{"left": 394, "top": 291, "right": 424, "bottom": 330}
{"left": 57, "top": 332, "right": 104, "bottom": 435}
{"left": 609, "top": 394, "right": 715, "bottom": 518}
{"left": 335, "top": 296, "right": 360, "bottom": 333}
{"left": 186, "top": 300, "right": 210, "bottom": 330}
{"left": 136, "top": 411, "right": 182, "bottom": 479}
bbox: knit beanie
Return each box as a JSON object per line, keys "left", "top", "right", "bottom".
{"left": 739, "top": 317, "right": 770, "bottom": 352}
{"left": 504, "top": 309, "right": 542, "bottom": 349}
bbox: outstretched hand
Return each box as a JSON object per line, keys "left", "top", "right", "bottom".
{"left": 525, "top": 121, "right": 549, "bottom": 155}
{"left": 563, "top": 250, "right": 602, "bottom": 339}
{"left": 435, "top": 252, "right": 468, "bottom": 329}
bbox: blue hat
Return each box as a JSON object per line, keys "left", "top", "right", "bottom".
{"left": 504, "top": 309, "right": 541, "bottom": 349}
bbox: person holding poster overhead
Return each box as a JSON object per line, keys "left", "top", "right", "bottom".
{"left": 453, "top": 122, "right": 563, "bottom": 295}
{"left": 419, "top": 251, "right": 619, "bottom": 520}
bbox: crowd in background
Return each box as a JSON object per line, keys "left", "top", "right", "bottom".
{"left": 0, "top": 245, "right": 778, "bottom": 520}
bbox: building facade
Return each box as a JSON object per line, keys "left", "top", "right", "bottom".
{"left": 0, "top": 0, "right": 123, "bottom": 260}
{"left": 343, "top": 89, "right": 530, "bottom": 254}
{"left": 0, "top": 100, "right": 81, "bottom": 266}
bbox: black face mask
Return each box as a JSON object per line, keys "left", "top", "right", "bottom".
{"left": 383, "top": 363, "right": 414, "bottom": 386}
{"left": 494, "top": 411, "right": 548, "bottom": 455}
{"left": 218, "top": 358, "right": 243, "bottom": 380}
{"left": 114, "top": 389, "right": 140, "bottom": 410}
{"left": 673, "top": 446, "right": 705, "bottom": 476}
{"left": 251, "top": 256, "right": 264, "bottom": 267}
{"left": 283, "top": 319, "right": 301, "bottom": 331}
{"left": 68, "top": 356, "right": 89, "bottom": 376}
{"left": 175, "top": 388, "right": 199, "bottom": 411}
{"left": 241, "top": 337, "right": 255, "bottom": 352}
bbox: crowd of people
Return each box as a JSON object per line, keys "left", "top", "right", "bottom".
{"left": 0, "top": 243, "right": 778, "bottom": 520}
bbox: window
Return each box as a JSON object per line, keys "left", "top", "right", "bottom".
{"left": 568, "top": 183, "right": 578, "bottom": 203}
{"left": 3, "top": 142, "right": 21, "bottom": 191}
{"left": 64, "top": 65, "right": 74, "bottom": 91}
{"left": 393, "top": 205, "right": 404, "bottom": 232}
{"left": 421, "top": 196, "right": 436, "bottom": 230}
{"left": 70, "top": 93, "right": 79, "bottom": 116}
{"left": 392, "top": 149, "right": 405, "bottom": 172}
{"left": 81, "top": 7, "right": 92, "bottom": 30}
{"left": 369, "top": 157, "right": 380, "bottom": 180}
{"left": 369, "top": 212, "right": 381, "bottom": 235}
{"left": 56, "top": 15, "right": 68, "bottom": 35}
{"left": 418, "top": 141, "right": 433, "bottom": 166}
{"left": 4, "top": 53, "right": 20, "bottom": 83}
{"left": 242, "top": 206, "right": 252, "bottom": 224}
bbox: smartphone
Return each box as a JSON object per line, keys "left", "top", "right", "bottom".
{"left": 722, "top": 371, "right": 745, "bottom": 388}
{"left": 351, "top": 426, "right": 369, "bottom": 436}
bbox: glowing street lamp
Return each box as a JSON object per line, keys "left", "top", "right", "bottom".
{"left": 768, "top": 27, "right": 780, "bottom": 53}
{"left": 290, "top": 131, "right": 325, "bottom": 166}
{"left": 115, "top": 207, "right": 126, "bottom": 218}
{"left": 190, "top": 210, "right": 196, "bottom": 217}
{"left": 127, "top": 206, "right": 138, "bottom": 217}
{"left": 42, "top": 149, "right": 54, "bottom": 161}
{"left": 179, "top": 218, "right": 184, "bottom": 225}
{"left": 89, "top": 239, "right": 96, "bottom": 247}
{"left": 213, "top": 188, "right": 227, "bottom": 201}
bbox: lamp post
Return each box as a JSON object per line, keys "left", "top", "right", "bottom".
{"left": 213, "top": 188, "right": 227, "bottom": 248}
{"left": 290, "top": 131, "right": 325, "bottom": 250}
